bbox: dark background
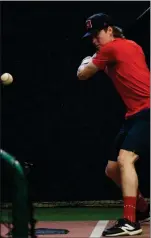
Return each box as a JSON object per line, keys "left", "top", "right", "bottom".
{"left": 1, "top": 1, "right": 150, "bottom": 202}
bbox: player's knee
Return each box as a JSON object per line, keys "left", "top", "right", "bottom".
{"left": 105, "top": 162, "right": 118, "bottom": 179}
{"left": 105, "top": 166, "right": 112, "bottom": 178}
{"left": 117, "top": 149, "right": 139, "bottom": 168}
{"left": 117, "top": 155, "right": 127, "bottom": 168}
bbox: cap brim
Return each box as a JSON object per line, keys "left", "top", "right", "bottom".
{"left": 82, "top": 32, "right": 92, "bottom": 38}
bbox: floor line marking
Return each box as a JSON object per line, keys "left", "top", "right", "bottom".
{"left": 89, "top": 220, "right": 108, "bottom": 238}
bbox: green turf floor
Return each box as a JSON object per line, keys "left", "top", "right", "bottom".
{"left": 1, "top": 207, "right": 122, "bottom": 221}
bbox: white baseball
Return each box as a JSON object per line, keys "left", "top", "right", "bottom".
{"left": 1, "top": 73, "right": 13, "bottom": 85}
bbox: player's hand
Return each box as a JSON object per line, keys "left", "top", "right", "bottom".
{"left": 81, "top": 56, "right": 92, "bottom": 65}
{"left": 77, "top": 56, "right": 92, "bottom": 75}
{"left": 92, "top": 53, "right": 97, "bottom": 58}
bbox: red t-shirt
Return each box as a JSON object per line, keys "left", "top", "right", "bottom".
{"left": 92, "top": 38, "right": 150, "bottom": 118}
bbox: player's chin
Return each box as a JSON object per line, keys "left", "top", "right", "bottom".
{"left": 96, "top": 45, "right": 101, "bottom": 51}
{"left": 94, "top": 44, "right": 100, "bottom": 49}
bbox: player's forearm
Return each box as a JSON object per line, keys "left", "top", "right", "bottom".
{"left": 77, "top": 74, "right": 89, "bottom": 80}
{"left": 77, "top": 62, "right": 99, "bottom": 80}
{"left": 77, "top": 65, "right": 90, "bottom": 80}
{"left": 77, "top": 56, "right": 91, "bottom": 80}
{"left": 77, "top": 55, "right": 99, "bottom": 80}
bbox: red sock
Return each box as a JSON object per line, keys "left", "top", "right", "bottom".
{"left": 136, "top": 190, "right": 148, "bottom": 212}
{"left": 124, "top": 196, "right": 136, "bottom": 222}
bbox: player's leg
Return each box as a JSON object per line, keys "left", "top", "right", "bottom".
{"left": 103, "top": 109, "right": 150, "bottom": 236}
{"left": 118, "top": 113, "right": 150, "bottom": 226}
{"left": 103, "top": 156, "right": 142, "bottom": 236}
{"left": 118, "top": 149, "right": 138, "bottom": 222}
{"left": 105, "top": 160, "right": 149, "bottom": 220}
{"left": 105, "top": 126, "right": 125, "bottom": 186}
{"left": 105, "top": 160, "right": 121, "bottom": 185}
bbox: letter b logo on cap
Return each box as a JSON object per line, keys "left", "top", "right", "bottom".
{"left": 86, "top": 20, "right": 92, "bottom": 30}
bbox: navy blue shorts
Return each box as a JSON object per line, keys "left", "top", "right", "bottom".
{"left": 111, "top": 108, "right": 150, "bottom": 161}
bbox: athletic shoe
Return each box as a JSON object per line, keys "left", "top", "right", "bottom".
{"left": 136, "top": 204, "right": 150, "bottom": 223}
{"left": 102, "top": 218, "right": 142, "bottom": 236}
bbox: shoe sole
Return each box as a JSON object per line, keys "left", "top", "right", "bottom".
{"left": 102, "top": 228, "right": 143, "bottom": 236}
{"left": 140, "top": 217, "right": 150, "bottom": 223}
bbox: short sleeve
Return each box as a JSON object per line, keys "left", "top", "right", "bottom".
{"left": 92, "top": 45, "right": 115, "bottom": 70}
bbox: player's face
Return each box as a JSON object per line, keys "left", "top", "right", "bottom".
{"left": 92, "top": 27, "right": 113, "bottom": 48}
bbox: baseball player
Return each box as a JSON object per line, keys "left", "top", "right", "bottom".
{"left": 77, "top": 13, "right": 150, "bottom": 236}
